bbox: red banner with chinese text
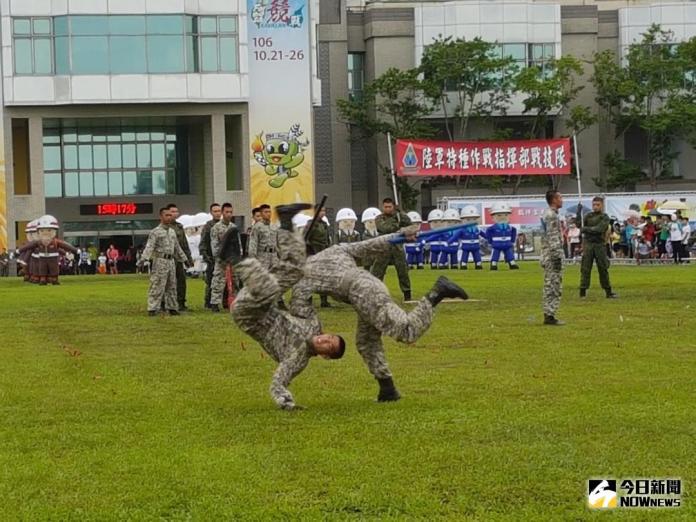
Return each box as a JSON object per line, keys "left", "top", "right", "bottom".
{"left": 395, "top": 138, "right": 572, "bottom": 176}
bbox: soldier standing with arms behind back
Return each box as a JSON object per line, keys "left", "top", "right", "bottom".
{"left": 210, "top": 203, "right": 241, "bottom": 312}
{"left": 199, "top": 203, "right": 222, "bottom": 308}
{"left": 371, "top": 198, "right": 412, "bottom": 301}
{"left": 541, "top": 190, "right": 565, "bottom": 325}
{"left": 305, "top": 205, "right": 332, "bottom": 308}
{"left": 248, "top": 204, "right": 278, "bottom": 269}
{"left": 166, "top": 203, "right": 193, "bottom": 311}
{"left": 140, "top": 207, "right": 188, "bottom": 316}
{"left": 578, "top": 196, "right": 618, "bottom": 298}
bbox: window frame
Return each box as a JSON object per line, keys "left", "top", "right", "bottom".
{"left": 12, "top": 17, "right": 55, "bottom": 75}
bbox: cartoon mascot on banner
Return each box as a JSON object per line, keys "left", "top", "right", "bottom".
{"left": 485, "top": 202, "right": 519, "bottom": 270}
{"left": 425, "top": 209, "right": 447, "bottom": 269}
{"left": 336, "top": 208, "right": 361, "bottom": 244}
{"left": 452, "top": 205, "right": 484, "bottom": 270}
{"left": 404, "top": 211, "right": 425, "bottom": 269}
{"left": 252, "top": 124, "right": 308, "bottom": 188}
{"left": 19, "top": 215, "right": 77, "bottom": 285}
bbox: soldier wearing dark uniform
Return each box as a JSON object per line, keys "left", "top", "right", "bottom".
{"left": 578, "top": 196, "right": 617, "bottom": 299}
{"left": 371, "top": 198, "right": 412, "bottom": 301}
{"left": 227, "top": 204, "right": 346, "bottom": 410}
{"left": 305, "top": 205, "right": 332, "bottom": 308}
{"left": 167, "top": 203, "right": 193, "bottom": 311}
{"left": 199, "top": 203, "right": 222, "bottom": 308}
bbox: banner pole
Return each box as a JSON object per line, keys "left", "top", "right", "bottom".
{"left": 386, "top": 132, "right": 400, "bottom": 207}
{"left": 572, "top": 133, "right": 584, "bottom": 227}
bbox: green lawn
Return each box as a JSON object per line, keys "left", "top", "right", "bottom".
{"left": 0, "top": 264, "right": 694, "bottom": 520}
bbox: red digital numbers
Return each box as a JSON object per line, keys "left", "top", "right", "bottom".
{"left": 97, "top": 203, "right": 138, "bottom": 215}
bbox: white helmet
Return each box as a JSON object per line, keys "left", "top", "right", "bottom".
{"left": 460, "top": 205, "right": 480, "bottom": 219}
{"left": 490, "top": 202, "right": 512, "bottom": 215}
{"left": 361, "top": 207, "right": 381, "bottom": 222}
{"left": 336, "top": 208, "right": 358, "bottom": 222}
{"left": 292, "top": 213, "right": 312, "bottom": 229}
{"left": 25, "top": 220, "right": 38, "bottom": 233}
{"left": 37, "top": 214, "right": 60, "bottom": 229}
{"left": 407, "top": 211, "right": 422, "bottom": 224}
{"left": 443, "top": 208, "right": 460, "bottom": 221}
{"left": 427, "top": 209, "right": 444, "bottom": 222}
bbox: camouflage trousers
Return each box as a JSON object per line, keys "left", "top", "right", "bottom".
{"left": 147, "top": 258, "right": 178, "bottom": 311}
{"left": 541, "top": 261, "right": 563, "bottom": 316}
{"left": 350, "top": 276, "right": 434, "bottom": 379}
{"left": 210, "top": 260, "right": 230, "bottom": 306}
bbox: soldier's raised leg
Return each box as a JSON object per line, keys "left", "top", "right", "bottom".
{"left": 356, "top": 315, "right": 399, "bottom": 402}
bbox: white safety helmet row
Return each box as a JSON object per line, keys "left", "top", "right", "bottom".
{"left": 460, "top": 205, "right": 481, "bottom": 219}
{"left": 36, "top": 214, "right": 60, "bottom": 230}
{"left": 443, "top": 208, "right": 460, "bottom": 221}
{"left": 407, "top": 211, "right": 422, "bottom": 224}
{"left": 336, "top": 208, "right": 358, "bottom": 222}
{"left": 490, "top": 202, "right": 512, "bottom": 215}
{"left": 292, "top": 213, "right": 312, "bottom": 229}
{"left": 427, "top": 209, "right": 444, "bottom": 222}
{"left": 361, "top": 207, "right": 381, "bottom": 222}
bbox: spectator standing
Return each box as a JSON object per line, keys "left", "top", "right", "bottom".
{"left": 668, "top": 215, "right": 683, "bottom": 264}
{"left": 516, "top": 232, "right": 527, "bottom": 261}
{"left": 97, "top": 252, "right": 107, "bottom": 274}
{"left": 634, "top": 232, "right": 652, "bottom": 265}
{"left": 106, "top": 244, "right": 119, "bottom": 275}
{"left": 681, "top": 217, "right": 691, "bottom": 263}
{"left": 78, "top": 248, "right": 91, "bottom": 274}
{"left": 656, "top": 215, "right": 670, "bottom": 260}
{"left": 87, "top": 244, "right": 98, "bottom": 274}
{"left": 567, "top": 222, "right": 581, "bottom": 258}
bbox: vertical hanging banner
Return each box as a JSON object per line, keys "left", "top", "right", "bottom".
{"left": 248, "top": 0, "right": 315, "bottom": 209}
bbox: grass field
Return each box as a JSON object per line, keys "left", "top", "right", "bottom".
{"left": 0, "top": 263, "right": 694, "bottom": 520}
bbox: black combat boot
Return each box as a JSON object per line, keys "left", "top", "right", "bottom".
{"left": 275, "top": 203, "right": 313, "bottom": 231}
{"left": 579, "top": 289, "right": 587, "bottom": 298}
{"left": 210, "top": 304, "right": 221, "bottom": 312}
{"left": 509, "top": 263, "right": 520, "bottom": 270}
{"left": 605, "top": 288, "right": 618, "bottom": 299}
{"left": 320, "top": 294, "right": 331, "bottom": 308}
{"left": 543, "top": 315, "right": 565, "bottom": 326}
{"left": 168, "top": 309, "right": 180, "bottom": 316}
{"left": 377, "top": 377, "right": 401, "bottom": 402}
{"left": 148, "top": 310, "right": 158, "bottom": 317}
{"left": 403, "top": 291, "right": 412, "bottom": 301}
{"left": 426, "top": 276, "right": 469, "bottom": 306}
{"left": 460, "top": 264, "right": 468, "bottom": 270}
{"left": 490, "top": 264, "right": 498, "bottom": 271}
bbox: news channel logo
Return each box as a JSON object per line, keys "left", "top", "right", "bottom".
{"left": 588, "top": 478, "right": 682, "bottom": 509}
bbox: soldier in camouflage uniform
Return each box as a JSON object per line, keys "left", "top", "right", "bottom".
{"left": 305, "top": 206, "right": 332, "bottom": 307}
{"left": 210, "top": 203, "right": 242, "bottom": 312}
{"left": 167, "top": 204, "right": 193, "bottom": 311}
{"left": 578, "top": 197, "right": 617, "bottom": 299}
{"left": 290, "top": 226, "right": 469, "bottom": 402}
{"left": 199, "top": 203, "right": 222, "bottom": 308}
{"left": 540, "top": 190, "right": 565, "bottom": 325}
{"left": 371, "top": 198, "right": 413, "bottom": 300}
{"left": 140, "top": 207, "right": 188, "bottom": 315}
{"left": 230, "top": 204, "right": 346, "bottom": 410}
{"left": 248, "top": 204, "right": 278, "bottom": 269}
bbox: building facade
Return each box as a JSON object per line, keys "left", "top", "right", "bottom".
{"left": 3, "top": 0, "right": 696, "bottom": 250}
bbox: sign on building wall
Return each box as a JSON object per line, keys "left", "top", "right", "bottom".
{"left": 396, "top": 139, "right": 572, "bottom": 177}
{"left": 247, "top": 0, "right": 315, "bottom": 209}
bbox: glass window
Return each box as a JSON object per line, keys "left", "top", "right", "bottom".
{"left": 122, "top": 129, "right": 136, "bottom": 142}
{"left": 108, "top": 171, "right": 123, "bottom": 195}
{"left": 108, "top": 144, "right": 122, "bottom": 168}
{"left": 186, "top": 35, "right": 198, "bottom": 72}
{"left": 43, "top": 130, "right": 60, "bottom": 145}
{"left": 201, "top": 36, "right": 218, "bottom": 72}
{"left": 43, "top": 146, "right": 62, "bottom": 171}
{"left": 78, "top": 145, "right": 92, "bottom": 169}
{"left": 71, "top": 16, "right": 109, "bottom": 36}
{"left": 152, "top": 170, "right": 166, "bottom": 194}
{"left": 92, "top": 131, "right": 106, "bottom": 142}
{"left": 138, "top": 171, "right": 153, "bottom": 194}
{"left": 78, "top": 130, "right": 92, "bottom": 143}
{"left": 137, "top": 143, "right": 151, "bottom": 167}
{"left": 33, "top": 19, "right": 51, "bottom": 34}
{"left": 14, "top": 39, "right": 33, "bottom": 74}
{"left": 219, "top": 17, "right": 237, "bottom": 33}
{"left": 109, "top": 16, "right": 146, "bottom": 35}
{"left": 45, "top": 173, "right": 62, "bottom": 197}
{"left": 136, "top": 131, "right": 150, "bottom": 142}
{"left": 94, "top": 172, "right": 109, "bottom": 196}
{"left": 166, "top": 144, "right": 176, "bottom": 168}
{"left": 544, "top": 44, "right": 555, "bottom": 59}
{"left": 65, "top": 172, "right": 79, "bottom": 196}
{"left": 63, "top": 129, "right": 77, "bottom": 142}
{"left": 151, "top": 131, "right": 165, "bottom": 141}
{"left": 64, "top": 145, "right": 78, "bottom": 169}
{"left": 200, "top": 17, "right": 217, "bottom": 33}
{"left": 220, "top": 37, "right": 237, "bottom": 72}
{"left": 55, "top": 37, "right": 70, "bottom": 74}
{"left": 79, "top": 171, "right": 94, "bottom": 196}
{"left": 34, "top": 38, "right": 52, "bottom": 74}
{"left": 503, "top": 44, "right": 526, "bottom": 61}
{"left": 147, "top": 15, "right": 184, "bottom": 35}
{"left": 13, "top": 19, "right": 31, "bottom": 35}
{"left": 110, "top": 36, "right": 147, "bottom": 74}
{"left": 54, "top": 17, "right": 68, "bottom": 36}
{"left": 151, "top": 144, "right": 166, "bottom": 168}
{"left": 93, "top": 144, "right": 107, "bottom": 169}
{"left": 123, "top": 171, "right": 137, "bottom": 195}
{"left": 147, "top": 35, "right": 185, "bottom": 73}
{"left": 166, "top": 170, "right": 176, "bottom": 194}
{"left": 72, "top": 36, "right": 109, "bottom": 74}
{"left": 123, "top": 144, "right": 137, "bottom": 168}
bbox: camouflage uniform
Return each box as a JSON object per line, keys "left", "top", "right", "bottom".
{"left": 371, "top": 211, "right": 412, "bottom": 295}
{"left": 170, "top": 221, "right": 193, "bottom": 309}
{"left": 290, "top": 231, "right": 433, "bottom": 380}
{"left": 141, "top": 224, "right": 187, "bottom": 311}
{"left": 248, "top": 220, "right": 278, "bottom": 268}
{"left": 361, "top": 229, "right": 379, "bottom": 270}
{"left": 540, "top": 207, "right": 564, "bottom": 317}
{"left": 231, "top": 229, "right": 320, "bottom": 409}
{"left": 210, "top": 219, "right": 242, "bottom": 306}
{"left": 578, "top": 210, "right": 612, "bottom": 291}
{"left": 306, "top": 219, "right": 331, "bottom": 255}
{"left": 199, "top": 218, "right": 219, "bottom": 307}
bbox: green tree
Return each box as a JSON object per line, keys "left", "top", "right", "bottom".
{"left": 596, "top": 151, "right": 644, "bottom": 191}
{"left": 592, "top": 25, "right": 696, "bottom": 189}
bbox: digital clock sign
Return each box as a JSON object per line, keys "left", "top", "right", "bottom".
{"left": 80, "top": 203, "right": 153, "bottom": 216}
